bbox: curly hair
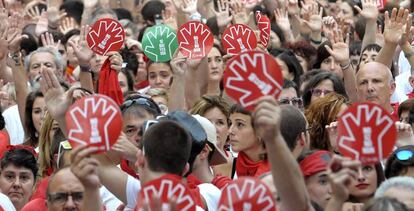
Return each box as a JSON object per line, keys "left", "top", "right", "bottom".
{"left": 305, "top": 93, "right": 348, "bottom": 151}
{"left": 284, "top": 40, "right": 317, "bottom": 69}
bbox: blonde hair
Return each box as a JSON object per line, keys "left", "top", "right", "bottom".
{"left": 38, "top": 112, "right": 56, "bottom": 178}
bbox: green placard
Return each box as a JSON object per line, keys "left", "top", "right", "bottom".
{"left": 142, "top": 24, "right": 178, "bottom": 62}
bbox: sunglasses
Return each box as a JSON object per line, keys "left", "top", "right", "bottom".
{"left": 395, "top": 149, "right": 414, "bottom": 165}
{"left": 121, "top": 97, "right": 161, "bottom": 115}
{"left": 57, "top": 141, "right": 72, "bottom": 169}
{"left": 48, "top": 191, "right": 83, "bottom": 205}
{"left": 279, "top": 97, "right": 303, "bottom": 107}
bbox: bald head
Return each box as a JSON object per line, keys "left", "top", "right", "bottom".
{"left": 356, "top": 61, "right": 395, "bottom": 112}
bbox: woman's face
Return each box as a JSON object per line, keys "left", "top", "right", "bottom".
{"left": 0, "top": 164, "right": 35, "bottom": 209}
{"left": 228, "top": 112, "right": 259, "bottom": 152}
{"left": 310, "top": 79, "right": 335, "bottom": 104}
{"left": 204, "top": 107, "right": 229, "bottom": 150}
{"left": 32, "top": 97, "right": 46, "bottom": 134}
{"left": 207, "top": 47, "right": 224, "bottom": 82}
{"left": 320, "top": 56, "right": 343, "bottom": 78}
{"left": 349, "top": 164, "right": 378, "bottom": 201}
{"left": 338, "top": 2, "right": 354, "bottom": 21}
{"left": 306, "top": 171, "right": 331, "bottom": 208}
{"left": 118, "top": 72, "right": 129, "bottom": 95}
{"left": 360, "top": 49, "right": 378, "bottom": 68}
{"left": 276, "top": 58, "right": 293, "bottom": 81}
{"left": 148, "top": 63, "right": 173, "bottom": 90}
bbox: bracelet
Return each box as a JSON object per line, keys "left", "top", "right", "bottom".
{"left": 340, "top": 61, "right": 351, "bottom": 70}
{"left": 310, "top": 37, "right": 322, "bottom": 45}
{"left": 80, "top": 65, "right": 92, "bottom": 73}
{"left": 404, "top": 51, "right": 414, "bottom": 59}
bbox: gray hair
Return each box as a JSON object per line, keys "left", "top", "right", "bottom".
{"left": 88, "top": 7, "right": 118, "bottom": 25}
{"left": 24, "top": 47, "right": 64, "bottom": 74}
{"left": 375, "top": 176, "right": 414, "bottom": 198}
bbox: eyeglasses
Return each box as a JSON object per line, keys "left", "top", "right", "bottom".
{"left": 121, "top": 97, "right": 161, "bottom": 115}
{"left": 57, "top": 141, "right": 72, "bottom": 169}
{"left": 395, "top": 149, "right": 414, "bottom": 165}
{"left": 48, "top": 192, "right": 83, "bottom": 205}
{"left": 310, "top": 89, "right": 334, "bottom": 97}
{"left": 279, "top": 97, "right": 303, "bottom": 107}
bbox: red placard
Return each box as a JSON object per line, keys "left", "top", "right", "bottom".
{"left": 337, "top": 102, "right": 397, "bottom": 164}
{"left": 66, "top": 94, "right": 123, "bottom": 153}
{"left": 376, "top": 0, "right": 385, "bottom": 10}
{"left": 87, "top": 18, "right": 125, "bottom": 56}
{"left": 136, "top": 174, "right": 196, "bottom": 211}
{"left": 222, "top": 24, "right": 257, "bottom": 55}
{"left": 223, "top": 51, "right": 283, "bottom": 110}
{"left": 218, "top": 177, "right": 276, "bottom": 211}
{"left": 177, "top": 21, "right": 214, "bottom": 59}
{"left": 256, "top": 11, "right": 270, "bottom": 48}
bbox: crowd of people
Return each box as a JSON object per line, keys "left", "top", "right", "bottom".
{"left": 0, "top": 0, "right": 414, "bottom": 210}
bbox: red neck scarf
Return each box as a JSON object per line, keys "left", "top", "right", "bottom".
{"left": 98, "top": 58, "right": 124, "bottom": 106}
{"left": 120, "top": 159, "right": 139, "bottom": 179}
{"left": 236, "top": 151, "right": 270, "bottom": 177}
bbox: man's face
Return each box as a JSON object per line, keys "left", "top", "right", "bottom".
{"left": 356, "top": 62, "right": 395, "bottom": 108}
{"left": 29, "top": 52, "right": 61, "bottom": 81}
{"left": 46, "top": 169, "right": 84, "bottom": 211}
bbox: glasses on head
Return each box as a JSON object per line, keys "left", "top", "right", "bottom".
{"left": 57, "top": 141, "right": 72, "bottom": 169}
{"left": 310, "top": 89, "right": 334, "bottom": 97}
{"left": 48, "top": 192, "right": 83, "bottom": 205}
{"left": 121, "top": 97, "right": 160, "bottom": 114}
{"left": 395, "top": 149, "right": 414, "bottom": 165}
{"left": 279, "top": 97, "right": 303, "bottom": 107}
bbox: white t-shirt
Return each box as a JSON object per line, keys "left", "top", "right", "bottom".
{"left": 100, "top": 185, "right": 123, "bottom": 211}
{"left": 2, "top": 105, "right": 24, "bottom": 145}
{"left": 126, "top": 175, "right": 141, "bottom": 209}
{"left": 0, "top": 192, "right": 16, "bottom": 211}
{"left": 198, "top": 183, "right": 221, "bottom": 211}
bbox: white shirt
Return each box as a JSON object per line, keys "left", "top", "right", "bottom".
{"left": 2, "top": 105, "right": 24, "bottom": 145}
{"left": 198, "top": 183, "right": 221, "bottom": 211}
{"left": 0, "top": 192, "right": 16, "bottom": 211}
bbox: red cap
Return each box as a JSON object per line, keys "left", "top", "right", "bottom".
{"left": 299, "top": 150, "right": 331, "bottom": 177}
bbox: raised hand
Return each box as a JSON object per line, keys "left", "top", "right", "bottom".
{"left": 327, "top": 155, "right": 360, "bottom": 203}
{"left": 25, "top": 1, "right": 46, "bottom": 22}
{"left": 354, "top": 0, "right": 379, "bottom": 21}
{"left": 7, "top": 12, "right": 27, "bottom": 54}
{"left": 302, "top": 3, "right": 323, "bottom": 32}
{"left": 59, "top": 17, "right": 78, "bottom": 34}
{"left": 395, "top": 121, "right": 414, "bottom": 147}
{"left": 83, "top": 0, "right": 98, "bottom": 9}
{"left": 383, "top": 7, "right": 410, "bottom": 45}
{"left": 326, "top": 121, "right": 339, "bottom": 151}
{"left": 324, "top": 29, "right": 350, "bottom": 66}
{"left": 47, "top": 6, "right": 66, "bottom": 28}
{"left": 107, "top": 51, "right": 123, "bottom": 73}
{"left": 35, "top": 11, "right": 48, "bottom": 36}
{"left": 70, "top": 144, "right": 101, "bottom": 189}
{"left": 215, "top": 0, "right": 232, "bottom": 28}
{"left": 0, "top": 14, "right": 8, "bottom": 60}
{"left": 170, "top": 49, "right": 188, "bottom": 76}
{"left": 399, "top": 15, "right": 414, "bottom": 45}
{"left": 40, "top": 67, "right": 71, "bottom": 120}
{"left": 274, "top": 8, "right": 291, "bottom": 32}
{"left": 322, "top": 16, "right": 338, "bottom": 36}
{"left": 245, "top": 0, "right": 263, "bottom": 10}
{"left": 253, "top": 96, "right": 281, "bottom": 142}
{"left": 40, "top": 32, "right": 61, "bottom": 52}
{"left": 68, "top": 25, "right": 94, "bottom": 67}
{"left": 231, "top": 1, "right": 250, "bottom": 25}
{"left": 111, "top": 133, "right": 138, "bottom": 163}
{"left": 181, "top": 0, "right": 198, "bottom": 14}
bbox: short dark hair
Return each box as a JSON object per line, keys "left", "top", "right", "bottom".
{"left": 1, "top": 147, "right": 38, "bottom": 180}
{"left": 385, "top": 146, "right": 414, "bottom": 178}
{"left": 141, "top": 0, "right": 165, "bottom": 24}
{"left": 282, "top": 79, "right": 298, "bottom": 90}
{"left": 59, "top": 0, "right": 84, "bottom": 25}
{"left": 114, "top": 8, "right": 133, "bottom": 21}
{"left": 120, "top": 48, "right": 139, "bottom": 76}
{"left": 399, "top": 99, "right": 414, "bottom": 121}
{"left": 142, "top": 121, "right": 192, "bottom": 175}
{"left": 280, "top": 105, "right": 306, "bottom": 151}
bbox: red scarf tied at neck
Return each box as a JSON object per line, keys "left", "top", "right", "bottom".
{"left": 236, "top": 151, "right": 270, "bottom": 177}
